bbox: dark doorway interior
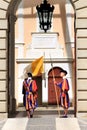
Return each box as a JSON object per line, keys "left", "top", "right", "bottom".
{"left": 33, "top": 76, "right": 42, "bottom": 106}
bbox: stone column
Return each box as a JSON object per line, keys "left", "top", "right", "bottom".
{"left": 8, "top": 13, "right": 16, "bottom": 113}
{"left": 15, "top": 0, "right": 24, "bottom": 43}
{"left": 15, "top": 1, "right": 25, "bottom": 104}
{"left": 65, "top": 0, "right": 74, "bottom": 58}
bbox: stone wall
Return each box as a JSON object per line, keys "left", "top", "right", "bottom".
{"left": 73, "top": 0, "right": 87, "bottom": 116}
{"left": 0, "top": 0, "right": 9, "bottom": 118}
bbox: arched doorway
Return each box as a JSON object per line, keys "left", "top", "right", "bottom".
{"left": 9, "top": 0, "right": 76, "bottom": 116}
{"left": 8, "top": 0, "right": 76, "bottom": 116}
{"left": 48, "top": 67, "right": 63, "bottom": 105}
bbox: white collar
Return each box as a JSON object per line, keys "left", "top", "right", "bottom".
{"left": 63, "top": 76, "right": 66, "bottom": 79}
{"left": 28, "top": 77, "right": 32, "bottom": 80}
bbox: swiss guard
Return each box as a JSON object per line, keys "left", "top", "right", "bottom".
{"left": 22, "top": 72, "right": 38, "bottom": 118}
{"left": 55, "top": 69, "right": 70, "bottom": 117}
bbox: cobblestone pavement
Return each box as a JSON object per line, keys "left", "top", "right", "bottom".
{"left": 0, "top": 120, "right": 6, "bottom": 130}
{"left": 17, "top": 107, "right": 75, "bottom": 130}
{"left": 25, "top": 114, "right": 87, "bottom": 130}
{"left": 0, "top": 107, "right": 87, "bottom": 130}
{"left": 78, "top": 119, "right": 87, "bottom": 130}
{"left": 26, "top": 116, "right": 56, "bottom": 130}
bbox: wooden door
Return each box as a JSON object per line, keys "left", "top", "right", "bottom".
{"left": 48, "top": 67, "right": 62, "bottom": 105}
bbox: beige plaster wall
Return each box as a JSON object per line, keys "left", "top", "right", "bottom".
{"left": 15, "top": 0, "right": 74, "bottom": 57}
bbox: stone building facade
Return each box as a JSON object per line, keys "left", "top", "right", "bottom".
{"left": 0, "top": 0, "right": 87, "bottom": 118}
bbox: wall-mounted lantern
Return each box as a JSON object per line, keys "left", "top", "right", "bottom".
{"left": 36, "top": 0, "right": 55, "bottom": 32}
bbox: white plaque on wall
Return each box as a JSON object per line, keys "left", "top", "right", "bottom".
{"left": 32, "top": 33, "right": 59, "bottom": 49}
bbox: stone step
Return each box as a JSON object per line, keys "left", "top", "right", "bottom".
{"left": 35, "top": 106, "right": 74, "bottom": 115}
{"left": 17, "top": 106, "right": 74, "bottom": 115}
